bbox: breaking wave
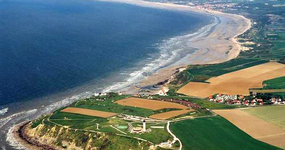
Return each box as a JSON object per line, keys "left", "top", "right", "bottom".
{"left": 0, "top": 108, "right": 8, "bottom": 116}
{"left": 103, "top": 16, "right": 219, "bottom": 92}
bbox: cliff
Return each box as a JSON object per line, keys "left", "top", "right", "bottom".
{"left": 20, "top": 121, "right": 153, "bottom": 150}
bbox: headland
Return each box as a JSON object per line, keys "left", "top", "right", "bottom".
{"left": 7, "top": 0, "right": 254, "bottom": 149}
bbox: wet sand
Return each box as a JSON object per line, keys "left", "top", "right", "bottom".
{"left": 103, "top": 0, "right": 252, "bottom": 94}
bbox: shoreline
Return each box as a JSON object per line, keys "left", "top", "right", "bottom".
{"left": 6, "top": 0, "right": 252, "bottom": 149}
{"left": 9, "top": 122, "right": 57, "bottom": 150}
{"left": 106, "top": 0, "right": 252, "bottom": 94}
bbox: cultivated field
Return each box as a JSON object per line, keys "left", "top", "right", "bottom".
{"left": 115, "top": 97, "right": 187, "bottom": 110}
{"left": 214, "top": 108, "right": 285, "bottom": 148}
{"left": 61, "top": 107, "right": 118, "bottom": 118}
{"left": 242, "top": 106, "right": 285, "bottom": 130}
{"left": 170, "top": 116, "right": 279, "bottom": 150}
{"left": 178, "top": 62, "right": 285, "bottom": 97}
{"left": 150, "top": 109, "right": 191, "bottom": 120}
{"left": 263, "top": 76, "right": 285, "bottom": 89}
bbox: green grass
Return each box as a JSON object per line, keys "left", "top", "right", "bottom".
{"left": 270, "top": 38, "right": 285, "bottom": 59}
{"left": 263, "top": 76, "right": 285, "bottom": 89}
{"left": 135, "top": 128, "right": 171, "bottom": 144}
{"left": 31, "top": 115, "right": 49, "bottom": 128}
{"left": 242, "top": 106, "right": 285, "bottom": 130}
{"left": 49, "top": 111, "right": 108, "bottom": 129}
{"left": 152, "top": 95, "right": 236, "bottom": 109}
{"left": 260, "top": 76, "right": 285, "bottom": 98}
{"left": 170, "top": 116, "right": 280, "bottom": 150}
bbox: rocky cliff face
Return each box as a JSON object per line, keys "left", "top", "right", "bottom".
{"left": 24, "top": 122, "right": 152, "bottom": 150}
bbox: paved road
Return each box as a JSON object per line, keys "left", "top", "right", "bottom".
{"left": 166, "top": 121, "right": 182, "bottom": 150}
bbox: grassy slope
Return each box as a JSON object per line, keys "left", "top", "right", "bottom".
{"left": 242, "top": 106, "right": 285, "bottom": 130}
{"left": 170, "top": 116, "right": 280, "bottom": 150}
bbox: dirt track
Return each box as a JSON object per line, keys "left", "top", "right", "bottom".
{"left": 214, "top": 109, "right": 285, "bottom": 148}
{"left": 61, "top": 107, "right": 117, "bottom": 118}
{"left": 178, "top": 62, "right": 285, "bottom": 98}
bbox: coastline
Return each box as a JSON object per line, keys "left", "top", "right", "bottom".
{"left": 102, "top": 0, "right": 252, "bottom": 94}
{"left": 6, "top": 0, "right": 252, "bottom": 149}
{"left": 9, "top": 122, "right": 58, "bottom": 150}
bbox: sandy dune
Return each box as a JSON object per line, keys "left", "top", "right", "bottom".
{"left": 115, "top": 97, "right": 187, "bottom": 110}
{"left": 61, "top": 107, "right": 117, "bottom": 118}
{"left": 214, "top": 109, "right": 285, "bottom": 148}
{"left": 178, "top": 62, "right": 285, "bottom": 98}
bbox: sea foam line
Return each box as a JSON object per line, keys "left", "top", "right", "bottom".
{"left": 3, "top": 109, "right": 37, "bottom": 149}
{"left": 103, "top": 15, "right": 219, "bottom": 92}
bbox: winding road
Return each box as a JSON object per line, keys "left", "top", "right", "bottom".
{"left": 166, "top": 121, "right": 182, "bottom": 150}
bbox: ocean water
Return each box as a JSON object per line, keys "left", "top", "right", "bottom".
{"left": 0, "top": 0, "right": 210, "bottom": 106}
{"left": 0, "top": 0, "right": 213, "bottom": 148}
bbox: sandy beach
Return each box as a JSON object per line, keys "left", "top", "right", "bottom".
{"left": 101, "top": 0, "right": 252, "bottom": 94}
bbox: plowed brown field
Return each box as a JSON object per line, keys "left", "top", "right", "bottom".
{"left": 150, "top": 109, "right": 191, "bottom": 120}
{"left": 115, "top": 97, "right": 187, "bottom": 110}
{"left": 61, "top": 107, "right": 117, "bottom": 118}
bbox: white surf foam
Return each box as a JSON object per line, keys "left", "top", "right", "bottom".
{"left": 6, "top": 125, "right": 28, "bottom": 150}
{"left": 0, "top": 108, "right": 8, "bottom": 116}
{"left": 103, "top": 16, "right": 219, "bottom": 92}
{"left": 4, "top": 109, "right": 37, "bottom": 150}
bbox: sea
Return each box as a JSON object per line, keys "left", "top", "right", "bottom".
{"left": 0, "top": 0, "right": 213, "bottom": 148}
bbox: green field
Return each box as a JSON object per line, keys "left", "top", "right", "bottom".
{"left": 170, "top": 116, "right": 280, "bottom": 150}
{"left": 269, "top": 31, "right": 285, "bottom": 59}
{"left": 49, "top": 112, "right": 108, "bottom": 129}
{"left": 260, "top": 76, "right": 285, "bottom": 98}
{"left": 263, "top": 76, "right": 285, "bottom": 89}
{"left": 242, "top": 106, "right": 285, "bottom": 130}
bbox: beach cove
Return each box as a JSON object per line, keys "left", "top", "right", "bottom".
{"left": 0, "top": 0, "right": 251, "bottom": 149}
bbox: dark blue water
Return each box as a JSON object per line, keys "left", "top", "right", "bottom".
{"left": 0, "top": 0, "right": 210, "bottom": 106}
